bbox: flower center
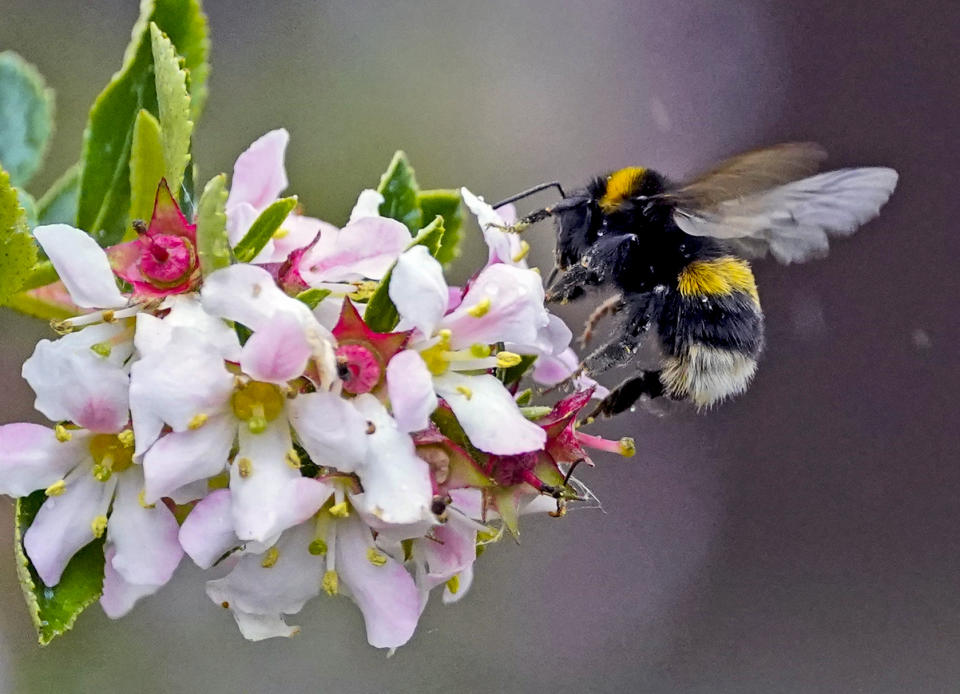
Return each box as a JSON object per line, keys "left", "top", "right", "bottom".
{"left": 335, "top": 343, "right": 382, "bottom": 394}
{"left": 231, "top": 381, "right": 285, "bottom": 434}
{"left": 89, "top": 431, "right": 134, "bottom": 481}
{"left": 139, "top": 234, "right": 196, "bottom": 287}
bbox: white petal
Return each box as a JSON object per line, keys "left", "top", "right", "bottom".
{"left": 298, "top": 217, "right": 410, "bottom": 284}
{"left": 461, "top": 188, "right": 527, "bottom": 268}
{"left": 179, "top": 489, "right": 239, "bottom": 569}
{"left": 414, "top": 513, "right": 476, "bottom": 592}
{"left": 440, "top": 263, "right": 548, "bottom": 350}
{"left": 135, "top": 295, "right": 241, "bottom": 361}
{"left": 258, "top": 213, "right": 327, "bottom": 265}
{"left": 23, "top": 469, "right": 115, "bottom": 586}
{"left": 348, "top": 189, "right": 385, "bottom": 222}
{"left": 0, "top": 423, "right": 83, "bottom": 497}
{"left": 202, "top": 264, "right": 320, "bottom": 333}
{"left": 33, "top": 225, "right": 127, "bottom": 308}
{"left": 434, "top": 373, "right": 546, "bottom": 455}
{"left": 228, "top": 610, "right": 300, "bottom": 641}
{"left": 239, "top": 312, "right": 311, "bottom": 384}
{"left": 388, "top": 245, "right": 448, "bottom": 337}
{"left": 100, "top": 546, "right": 162, "bottom": 618}
{"left": 336, "top": 515, "right": 421, "bottom": 649}
{"left": 230, "top": 421, "right": 333, "bottom": 542}
{"left": 350, "top": 395, "right": 432, "bottom": 526}
{"left": 442, "top": 562, "right": 474, "bottom": 604}
{"left": 106, "top": 468, "right": 183, "bottom": 587}
{"left": 386, "top": 350, "right": 437, "bottom": 433}
{"left": 226, "top": 129, "right": 289, "bottom": 213}
{"left": 287, "top": 392, "right": 368, "bottom": 473}
{"left": 142, "top": 414, "right": 235, "bottom": 503}
{"left": 225, "top": 200, "right": 260, "bottom": 248}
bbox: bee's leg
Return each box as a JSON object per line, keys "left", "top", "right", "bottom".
{"left": 545, "top": 265, "right": 597, "bottom": 304}
{"left": 580, "top": 294, "right": 623, "bottom": 348}
{"left": 581, "top": 335, "right": 638, "bottom": 377}
{"left": 587, "top": 371, "right": 665, "bottom": 419}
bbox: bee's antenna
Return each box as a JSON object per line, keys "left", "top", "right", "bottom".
{"left": 492, "top": 181, "right": 566, "bottom": 210}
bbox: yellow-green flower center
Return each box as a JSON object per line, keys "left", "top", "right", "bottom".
{"left": 231, "top": 381, "right": 285, "bottom": 434}
{"left": 89, "top": 431, "right": 134, "bottom": 481}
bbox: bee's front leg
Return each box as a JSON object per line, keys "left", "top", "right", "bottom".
{"left": 545, "top": 265, "right": 597, "bottom": 304}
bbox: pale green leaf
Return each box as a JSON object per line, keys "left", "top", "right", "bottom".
{"left": 149, "top": 22, "right": 193, "bottom": 194}
{"left": 15, "top": 491, "right": 105, "bottom": 645}
{"left": 232, "top": 196, "right": 297, "bottom": 263}
{"left": 296, "top": 288, "right": 332, "bottom": 309}
{"left": 0, "top": 166, "right": 39, "bottom": 305}
{"left": 128, "top": 109, "right": 165, "bottom": 228}
{"left": 0, "top": 51, "right": 54, "bottom": 187}
{"left": 418, "top": 189, "right": 463, "bottom": 264}
{"left": 195, "top": 173, "right": 230, "bottom": 275}
{"left": 36, "top": 163, "right": 80, "bottom": 226}
{"left": 77, "top": 0, "right": 209, "bottom": 246}
{"left": 377, "top": 151, "right": 422, "bottom": 234}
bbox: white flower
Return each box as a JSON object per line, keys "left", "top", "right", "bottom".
{"left": 461, "top": 187, "right": 528, "bottom": 268}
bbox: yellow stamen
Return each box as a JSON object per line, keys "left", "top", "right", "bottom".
{"left": 446, "top": 574, "right": 460, "bottom": 594}
{"left": 272, "top": 228, "right": 289, "bottom": 240}
{"left": 329, "top": 501, "right": 349, "bottom": 518}
{"left": 188, "top": 413, "right": 208, "bottom": 430}
{"left": 102, "top": 310, "right": 116, "bottom": 323}
{"left": 366, "top": 547, "right": 388, "bottom": 566}
{"left": 91, "top": 515, "right": 108, "bottom": 539}
{"left": 45, "top": 480, "right": 66, "bottom": 497}
{"left": 90, "top": 342, "right": 112, "bottom": 358}
{"left": 138, "top": 489, "right": 156, "bottom": 509}
{"left": 260, "top": 547, "right": 280, "bottom": 568}
{"left": 237, "top": 457, "right": 253, "bottom": 478}
{"left": 285, "top": 448, "right": 301, "bottom": 469}
{"left": 455, "top": 385, "right": 473, "bottom": 400}
{"left": 511, "top": 240, "right": 531, "bottom": 263}
{"left": 420, "top": 329, "right": 453, "bottom": 376}
{"left": 322, "top": 570, "right": 339, "bottom": 596}
{"left": 469, "top": 343, "right": 492, "bottom": 358}
{"left": 117, "top": 429, "right": 134, "bottom": 448}
{"left": 466, "top": 298, "right": 491, "bottom": 318}
{"left": 618, "top": 437, "right": 636, "bottom": 457}
{"left": 308, "top": 539, "right": 328, "bottom": 556}
{"left": 495, "top": 351, "right": 523, "bottom": 368}
{"left": 54, "top": 424, "right": 72, "bottom": 443}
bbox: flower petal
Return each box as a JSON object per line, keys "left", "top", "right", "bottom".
{"left": 461, "top": 187, "right": 527, "bottom": 268}
{"left": 100, "top": 546, "right": 162, "bottom": 618}
{"left": 388, "top": 246, "right": 448, "bottom": 338}
{"left": 23, "top": 470, "right": 115, "bottom": 586}
{"left": 202, "top": 264, "right": 321, "bottom": 334}
{"left": 240, "top": 312, "right": 312, "bottom": 384}
{"left": 434, "top": 373, "right": 546, "bottom": 455}
{"left": 134, "top": 295, "right": 241, "bottom": 361}
{"left": 227, "top": 129, "right": 289, "bottom": 213}
{"left": 337, "top": 515, "right": 421, "bottom": 649}
{"left": 142, "top": 413, "right": 235, "bottom": 503}
{"left": 298, "top": 217, "right": 410, "bottom": 285}
{"left": 107, "top": 468, "right": 183, "bottom": 586}
{"left": 179, "top": 489, "right": 238, "bottom": 569}
{"left": 386, "top": 350, "right": 437, "bottom": 433}
{"left": 348, "top": 189, "right": 384, "bottom": 223}
{"left": 0, "top": 423, "right": 83, "bottom": 497}
{"left": 33, "top": 225, "right": 127, "bottom": 308}
{"left": 231, "top": 422, "right": 333, "bottom": 542}
{"left": 414, "top": 513, "right": 476, "bottom": 592}
{"left": 259, "top": 213, "right": 328, "bottom": 264}
{"left": 287, "top": 392, "right": 368, "bottom": 473}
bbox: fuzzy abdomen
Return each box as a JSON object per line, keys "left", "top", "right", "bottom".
{"left": 658, "top": 256, "right": 765, "bottom": 407}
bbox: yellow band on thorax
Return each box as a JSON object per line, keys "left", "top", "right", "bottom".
{"left": 677, "top": 256, "right": 760, "bottom": 304}
{"left": 599, "top": 167, "right": 646, "bottom": 213}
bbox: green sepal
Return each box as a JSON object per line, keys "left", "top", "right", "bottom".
{"left": 15, "top": 490, "right": 106, "bottom": 646}
{"left": 36, "top": 163, "right": 80, "bottom": 226}
{"left": 496, "top": 354, "right": 538, "bottom": 386}
{"left": 430, "top": 405, "right": 487, "bottom": 464}
{"left": 377, "top": 151, "right": 422, "bottom": 234}
{"left": 127, "top": 109, "right": 165, "bottom": 231}
{"left": 519, "top": 406, "right": 553, "bottom": 420}
{"left": 77, "top": 0, "right": 209, "bottom": 246}
{"left": 149, "top": 22, "right": 194, "bottom": 194}
{"left": 16, "top": 187, "right": 37, "bottom": 230}
{"left": 418, "top": 189, "right": 462, "bottom": 264}
{"left": 363, "top": 215, "right": 445, "bottom": 333}
{"left": 232, "top": 196, "right": 298, "bottom": 263}
{"left": 195, "top": 173, "right": 230, "bottom": 275}
{"left": 0, "top": 51, "right": 54, "bottom": 187}
{"left": 296, "top": 288, "right": 332, "bottom": 309}
{"left": 491, "top": 487, "right": 521, "bottom": 540}
{"left": 0, "top": 166, "right": 39, "bottom": 305}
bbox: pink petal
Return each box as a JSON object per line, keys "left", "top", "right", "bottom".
{"left": 100, "top": 546, "right": 161, "bottom": 618}
{"left": 386, "top": 350, "right": 437, "bottom": 433}
{"left": 337, "top": 516, "right": 421, "bottom": 649}
{"left": 388, "top": 246, "right": 448, "bottom": 338}
{"left": 298, "top": 217, "right": 410, "bottom": 285}
{"left": 142, "top": 414, "right": 235, "bottom": 503}
{"left": 33, "top": 225, "right": 127, "bottom": 309}
{"left": 227, "top": 129, "right": 289, "bottom": 212}
{"left": 415, "top": 514, "right": 476, "bottom": 592}
{"left": 179, "top": 489, "right": 238, "bottom": 569}
{"left": 225, "top": 200, "right": 260, "bottom": 249}
{"left": 347, "top": 189, "right": 384, "bottom": 223}
{"left": 0, "top": 423, "right": 83, "bottom": 497}
{"left": 240, "top": 312, "right": 312, "bottom": 384}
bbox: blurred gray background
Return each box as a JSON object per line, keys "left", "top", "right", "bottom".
{"left": 1, "top": 0, "right": 958, "bottom": 692}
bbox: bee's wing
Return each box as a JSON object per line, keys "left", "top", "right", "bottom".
{"left": 672, "top": 167, "right": 899, "bottom": 264}
{"left": 666, "top": 142, "right": 828, "bottom": 207}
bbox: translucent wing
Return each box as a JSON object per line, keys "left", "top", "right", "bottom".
{"left": 673, "top": 167, "right": 899, "bottom": 264}
{"left": 667, "top": 142, "right": 828, "bottom": 207}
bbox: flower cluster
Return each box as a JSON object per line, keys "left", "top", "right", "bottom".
{"left": 0, "top": 131, "right": 633, "bottom": 648}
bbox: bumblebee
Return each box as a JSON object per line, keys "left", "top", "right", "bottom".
{"left": 497, "top": 143, "right": 898, "bottom": 416}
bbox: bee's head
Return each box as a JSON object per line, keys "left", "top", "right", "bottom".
{"left": 553, "top": 195, "right": 598, "bottom": 270}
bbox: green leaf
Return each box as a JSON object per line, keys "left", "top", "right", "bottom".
{"left": 377, "top": 151, "right": 422, "bottom": 234}
{"left": 36, "top": 164, "right": 80, "bottom": 226}
{"left": 418, "top": 189, "right": 463, "bottom": 264}
{"left": 77, "top": 0, "right": 209, "bottom": 246}
{"left": 296, "top": 288, "right": 332, "bottom": 309}
{"left": 363, "top": 215, "right": 445, "bottom": 333}
{"left": 15, "top": 490, "right": 105, "bottom": 645}
{"left": 128, "top": 109, "right": 165, "bottom": 227}
{"left": 16, "top": 187, "right": 37, "bottom": 229}
{"left": 149, "top": 22, "right": 194, "bottom": 194}
{"left": 0, "top": 51, "right": 54, "bottom": 187}
{"left": 0, "top": 166, "right": 39, "bottom": 305}
{"left": 232, "top": 196, "right": 298, "bottom": 263}
{"left": 195, "top": 173, "right": 230, "bottom": 275}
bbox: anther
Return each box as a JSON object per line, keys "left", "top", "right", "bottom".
{"left": 466, "top": 298, "right": 491, "bottom": 318}
{"left": 138, "top": 489, "right": 155, "bottom": 509}
{"left": 45, "top": 480, "right": 66, "bottom": 496}
{"left": 90, "top": 342, "right": 112, "bottom": 358}
{"left": 366, "top": 548, "right": 388, "bottom": 566}
{"left": 188, "top": 413, "right": 208, "bottom": 430}
{"left": 91, "top": 515, "right": 108, "bottom": 539}
{"left": 329, "top": 501, "right": 349, "bottom": 518}
{"left": 54, "top": 424, "right": 72, "bottom": 442}
{"left": 237, "top": 457, "right": 253, "bottom": 478}
{"left": 446, "top": 574, "right": 460, "bottom": 594}
{"left": 285, "top": 448, "right": 301, "bottom": 469}
{"left": 511, "top": 240, "right": 531, "bottom": 263}
{"left": 308, "top": 539, "right": 328, "bottom": 556}
{"left": 117, "top": 429, "right": 134, "bottom": 448}
{"left": 322, "top": 570, "right": 339, "bottom": 596}
{"left": 455, "top": 385, "right": 473, "bottom": 400}
{"left": 260, "top": 547, "right": 280, "bottom": 568}
{"left": 495, "top": 351, "right": 523, "bottom": 368}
